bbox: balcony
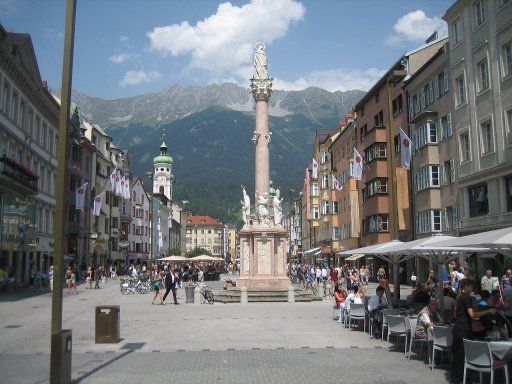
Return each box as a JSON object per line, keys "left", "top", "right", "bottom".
{"left": 0, "top": 156, "right": 38, "bottom": 196}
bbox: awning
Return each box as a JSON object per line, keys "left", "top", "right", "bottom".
{"left": 314, "top": 250, "right": 321, "bottom": 256}
{"left": 345, "top": 253, "right": 365, "bottom": 261}
{"left": 304, "top": 247, "right": 321, "bottom": 254}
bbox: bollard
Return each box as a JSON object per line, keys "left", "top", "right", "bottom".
{"left": 288, "top": 285, "right": 295, "bottom": 303}
{"left": 240, "top": 286, "right": 248, "bottom": 304}
{"left": 194, "top": 286, "right": 201, "bottom": 305}
{"left": 318, "top": 282, "right": 325, "bottom": 298}
{"left": 325, "top": 282, "right": 332, "bottom": 300}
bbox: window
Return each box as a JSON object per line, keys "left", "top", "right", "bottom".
{"left": 365, "top": 142, "right": 386, "bottom": 162}
{"left": 503, "top": 42, "right": 512, "bottom": 77}
{"left": 441, "top": 159, "right": 456, "bottom": 184}
{"left": 437, "top": 68, "right": 449, "bottom": 97}
{"left": 480, "top": 121, "right": 494, "bottom": 154}
{"left": 477, "top": 59, "right": 489, "bottom": 91}
{"left": 111, "top": 217, "right": 118, "bottom": 229}
{"left": 443, "top": 206, "right": 459, "bottom": 231}
{"left": 135, "top": 226, "right": 143, "bottom": 235}
{"left": 456, "top": 75, "right": 466, "bottom": 106}
{"left": 506, "top": 175, "right": 512, "bottom": 212}
{"left": 364, "top": 214, "right": 389, "bottom": 233}
{"left": 460, "top": 131, "right": 471, "bottom": 162}
{"left": 68, "top": 205, "right": 77, "bottom": 223}
{"left": 507, "top": 109, "right": 512, "bottom": 144}
{"left": 360, "top": 124, "right": 368, "bottom": 141}
{"left": 469, "top": 184, "right": 488, "bottom": 217}
{"left": 392, "top": 95, "right": 403, "bottom": 116}
{"left": 440, "top": 113, "right": 452, "bottom": 139}
{"left": 136, "top": 208, "right": 143, "bottom": 218}
{"left": 311, "top": 183, "right": 319, "bottom": 196}
{"left": 452, "top": 17, "right": 462, "bottom": 45}
{"left": 374, "top": 110, "right": 384, "bottom": 127}
{"left": 415, "top": 165, "right": 440, "bottom": 191}
{"left": 320, "top": 151, "right": 328, "bottom": 164}
{"left": 473, "top": 0, "right": 485, "bottom": 27}
{"left": 413, "top": 122, "right": 437, "bottom": 149}
{"left": 312, "top": 206, "right": 319, "bottom": 219}
{"left": 365, "top": 178, "right": 388, "bottom": 198}
{"left": 321, "top": 174, "right": 329, "bottom": 189}
{"left": 424, "top": 81, "right": 434, "bottom": 106}
{"left": 416, "top": 210, "right": 442, "bottom": 234}
{"left": 332, "top": 227, "right": 340, "bottom": 240}
{"left": 322, "top": 200, "right": 330, "bottom": 215}
{"left": 332, "top": 201, "right": 339, "bottom": 214}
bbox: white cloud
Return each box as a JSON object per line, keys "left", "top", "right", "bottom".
{"left": 109, "top": 53, "right": 139, "bottom": 64}
{"left": 273, "top": 68, "right": 386, "bottom": 92}
{"left": 119, "top": 35, "right": 129, "bottom": 43}
{"left": 146, "top": 0, "right": 305, "bottom": 77}
{"left": 386, "top": 10, "right": 447, "bottom": 46}
{"left": 119, "top": 70, "right": 162, "bottom": 87}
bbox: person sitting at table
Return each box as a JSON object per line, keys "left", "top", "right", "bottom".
{"left": 440, "top": 287, "right": 456, "bottom": 323}
{"left": 334, "top": 283, "right": 347, "bottom": 309}
{"left": 415, "top": 298, "right": 444, "bottom": 339}
{"left": 368, "top": 285, "right": 388, "bottom": 338}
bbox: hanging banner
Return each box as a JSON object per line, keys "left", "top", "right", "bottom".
{"left": 396, "top": 167, "right": 410, "bottom": 230}
{"left": 76, "top": 182, "right": 88, "bottom": 210}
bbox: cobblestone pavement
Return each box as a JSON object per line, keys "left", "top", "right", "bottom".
{"left": 0, "top": 277, "right": 447, "bottom": 383}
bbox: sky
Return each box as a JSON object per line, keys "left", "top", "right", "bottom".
{"left": 0, "top": 0, "right": 452, "bottom": 100}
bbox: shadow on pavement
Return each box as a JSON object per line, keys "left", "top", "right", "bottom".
{"left": 0, "top": 287, "right": 51, "bottom": 302}
{"left": 71, "top": 342, "right": 145, "bottom": 384}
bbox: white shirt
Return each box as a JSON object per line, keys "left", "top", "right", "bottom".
{"left": 315, "top": 268, "right": 321, "bottom": 278}
{"left": 321, "top": 268, "right": 327, "bottom": 277}
{"left": 368, "top": 294, "right": 388, "bottom": 312}
{"left": 131, "top": 268, "right": 138, "bottom": 278}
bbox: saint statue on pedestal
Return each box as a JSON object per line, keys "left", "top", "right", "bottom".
{"left": 253, "top": 42, "right": 268, "bottom": 80}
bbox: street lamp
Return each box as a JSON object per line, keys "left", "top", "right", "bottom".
{"left": 288, "top": 188, "right": 295, "bottom": 269}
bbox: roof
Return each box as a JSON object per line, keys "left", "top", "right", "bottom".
{"left": 404, "top": 44, "right": 448, "bottom": 87}
{"left": 186, "top": 215, "right": 223, "bottom": 226}
{"left": 154, "top": 155, "right": 173, "bottom": 165}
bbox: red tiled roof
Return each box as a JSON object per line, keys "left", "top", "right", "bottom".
{"left": 186, "top": 215, "right": 223, "bottom": 226}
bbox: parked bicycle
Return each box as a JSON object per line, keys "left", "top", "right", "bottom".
{"left": 200, "top": 284, "right": 215, "bottom": 304}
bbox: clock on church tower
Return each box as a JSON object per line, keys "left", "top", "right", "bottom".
{"left": 153, "top": 141, "right": 173, "bottom": 201}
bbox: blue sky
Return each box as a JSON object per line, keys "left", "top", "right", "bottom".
{"left": 1, "top": 0, "right": 452, "bottom": 99}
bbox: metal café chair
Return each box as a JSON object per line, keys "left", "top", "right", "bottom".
{"left": 381, "top": 308, "right": 401, "bottom": 341}
{"left": 431, "top": 326, "right": 453, "bottom": 370}
{"left": 406, "top": 316, "right": 430, "bottom": 360}
{"left": 348, "top": 303, "right": 367, "bottom": 332}
{"left": 387, "top": 315, "right": 409, "bottom": 354}
{"left": 463, "top": 339, "right": 510, "bottom": 384}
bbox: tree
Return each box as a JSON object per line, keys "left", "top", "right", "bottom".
{"left": 168, "top": 247, "right": 182, "bottom": 256}
{"left": 186, "top": 247, "right": 212, "bottom": 258}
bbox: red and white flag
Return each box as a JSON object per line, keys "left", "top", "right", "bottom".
{"left": 123, "top": 177, "right": 130, "bottom": 199}
{"left": 75, "top": 182, "right": 88, "bottom": 210}
{"left": 352, "top": 148, "right": 364, "bottom": 180}
{"left": 109, "top": 168, "right": 117, "bottom": 191}
{"left": 331, "top": 174, "right": 343, "bottom": 191}
{"left": 92, "top": 192, "right": 105, "bottom": 216}
{"left": 312, "top": 158, "right": 319, "bottom": 179}
{"left": 400, "top": 128, "right": 412, "bottom": 169}
{"left": 115, "top": 174, "right": 122, "bottom": 196}
{"left": 120, "top": 176, "right": 125, "bottom": 197}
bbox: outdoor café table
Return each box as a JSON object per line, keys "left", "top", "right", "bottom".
{"left": 489, "top": 340, "right": 512, "bottom": 360}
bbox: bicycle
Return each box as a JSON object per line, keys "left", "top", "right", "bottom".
{"left": 289, "top": 274, "right": 300, "bottom": 284}
{"left": 200, "top": 284, "right": 215, "bottom": 304}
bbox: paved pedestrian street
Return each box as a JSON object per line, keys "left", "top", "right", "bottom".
{"left": 0, "top": 280, "right": 448, "bottom": 383}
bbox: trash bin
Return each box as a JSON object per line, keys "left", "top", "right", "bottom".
{"left": 50, "top": 329, "right": 72, "bottom": 384}
{"left": 185, "top": 285, "right": 196, "bottom": 303}
{"left": 95, "top": 305, "right": 120, "bottom": 343}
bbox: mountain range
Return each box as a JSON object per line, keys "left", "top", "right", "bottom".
{"left": 72, "top": 83, "right": 365, "bottom": 225}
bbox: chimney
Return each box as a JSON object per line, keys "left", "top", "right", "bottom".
{"left": 41, "top": 80, "right": 48, "bottom": 90}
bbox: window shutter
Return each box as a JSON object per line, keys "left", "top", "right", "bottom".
{"left": 444, "top": 68, "right": 449, "bottom": 93}
{"left": 420, "top": 90, "right": 425, "bottom": 110}
{"left": 443, "top": 208, "right": 449, "bottom": 231}
{"left": 440, "top": 163, "right": 446, "bottom": 185}
{"left": 450, "top": 159, "right": 455, "bottom": 182}
{"left": 453, "top": 206, "right": 458, "bottom": 228}
{"left": 434, "top": 77, "right": 440, "bottom": 99}
{"left": 447, "top": 113, "right": 452, "bottom": 137}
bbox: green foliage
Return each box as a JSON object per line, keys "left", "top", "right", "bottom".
{"left": 186, "top": 247, "right": 212, "bottom": 258}
{"left": 168, "top": 247, "right": 181, "bottom": 256}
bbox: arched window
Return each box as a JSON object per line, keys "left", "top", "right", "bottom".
{"left": 159, "top": 186, "right": 164, "bottom": 194}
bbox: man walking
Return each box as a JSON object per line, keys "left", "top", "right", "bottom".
{"left": 163, "top": 267, "right": 179, "bottom": 305}
{"left": 94, "top": 266, "right": 101, "bottom": 289}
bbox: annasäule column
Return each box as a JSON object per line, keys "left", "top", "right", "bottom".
{"left": 252, "top": 79, "right": 272, "bottom": 199}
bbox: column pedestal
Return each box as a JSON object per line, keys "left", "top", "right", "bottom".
{"left": 236, "top": 221, "right": 290, "bottom": 291}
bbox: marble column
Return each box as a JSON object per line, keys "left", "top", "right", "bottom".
{"left": 251, "top": 78, "right": 273, "bottom": 198}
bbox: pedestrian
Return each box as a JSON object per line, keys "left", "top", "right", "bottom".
{"left": 49, "top": 266, "right": 54, "bottom": 291}
{"left": 377, "top": 265, "right": 386, "bottom": 282}
{"left": 85, "top": 267, "right": 92, "bottom": 289}
{"left": 450, "top": 279, "right": 495, "bottom": 383}
{"left": 163, "top": 267, "right": 179, "bottom": 305}
{"left": 94, "top": 266, "right": 101, "bottom": 289}
{"left": 69, "top": 271, "right": 77, "bottom": 294}
{"left": 315, "top": 266, "right": 321, "bottom": 284}
{"left": 152, "top": 268, "right": 164, "bottom": 305}
{"left": 411, "top": 270, "right": 417, "bottom": 289}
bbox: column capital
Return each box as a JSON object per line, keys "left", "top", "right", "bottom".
{"left": 250, "top": 78, "right": 273, "bottom": 101}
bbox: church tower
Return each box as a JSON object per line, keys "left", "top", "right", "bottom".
{"left": 153, "top": 141, "right": 173, "bottom": 201}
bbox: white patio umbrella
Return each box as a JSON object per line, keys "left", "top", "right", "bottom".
{"left": 189, "top": 255, "right": 224, "bottom": 262}
{"left": 423, "top": 227, "right": 512, "bottom": 254}
{"left": 158, "top": 255, "right": 188, "bottom": 262}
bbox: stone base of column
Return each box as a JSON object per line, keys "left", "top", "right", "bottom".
{"left": 236, "top": 222, "right": 290, "bottom": 291}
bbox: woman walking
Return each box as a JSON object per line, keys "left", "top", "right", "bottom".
{"left": 152, "top": 268, "right": 164, "bottom": 305}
